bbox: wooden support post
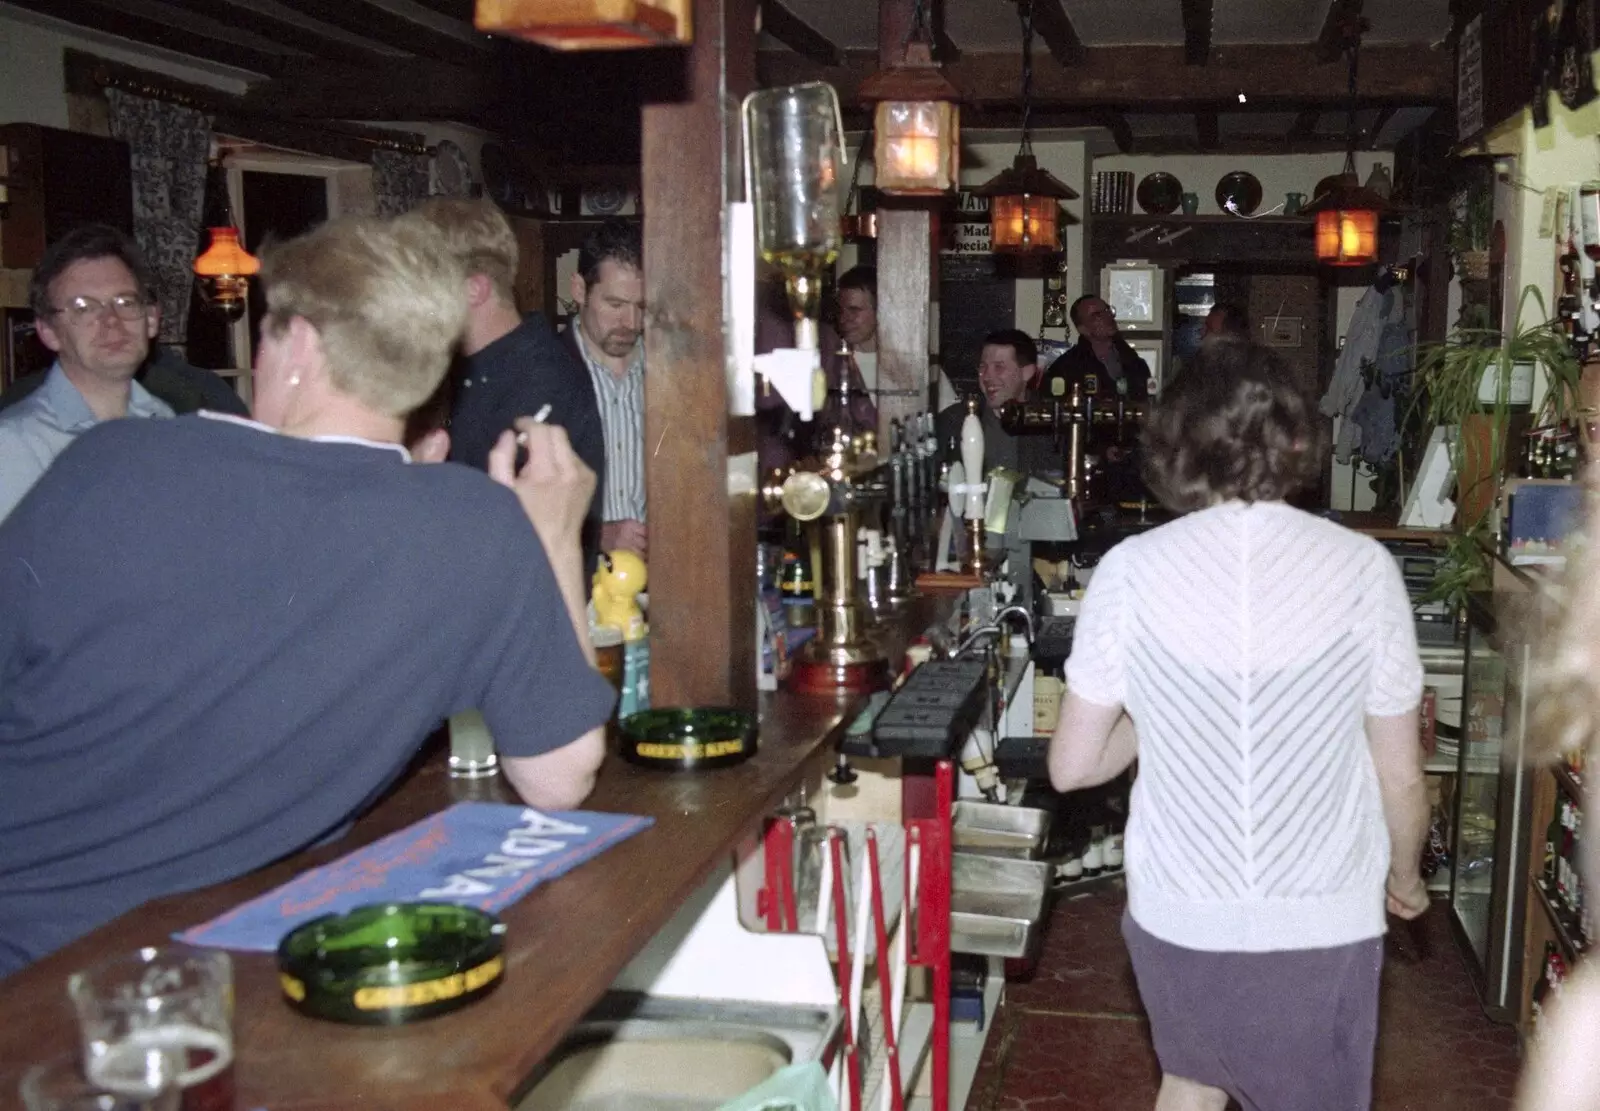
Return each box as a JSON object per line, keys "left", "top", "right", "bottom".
{"left": 875, "top": 0, "right": 935, "bottom": 446}
{"left": 640, "top": 0, "right": 758, "bottom": 710}
{"left": 876, "top": 208, "right": 933, "bottom": 444}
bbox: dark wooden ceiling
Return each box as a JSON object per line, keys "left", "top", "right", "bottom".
{"left": 3, "top": 0, "right": 1454, "bottom": 161}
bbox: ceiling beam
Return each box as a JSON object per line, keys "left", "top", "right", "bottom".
{"left": 244, "top": 57, "right": 492, "bottom": 119}
{"left": 1031, "top": 0, "right": 1086, "bottom": 67}
{"left": 1181, "top": 0, "right": 1214, "bottom": 65}
{"left": 1288, "top": 107, "right": 1321, "bottom": 142}
{"left": 152, "top": 0, "right": 396, "bottom": 66}
{"left": 1098, "top": 111, "right": 1133, "bottom": 153}
{"left": 407, "top": 0, "right": 475, "bottom": 18}
{"left": 1315, "top": 0, "right": 1366, "bottom": 64}
{"left": 1368, "top": 104, "right": 1399, "bottom": 147}
{"left": 758, "top": 0, "right": 843, "bottom": 67}
{"left": 4, "top": 0, "right": 288, "bottom": 74}
{"left": 1118, "top": 133, "right": 1359, "bottom": 155}
{"left": 267, "top": 0, "right": 489, "bottom": 66}
{"left": 1196, "top": 109, "right": 1219, "bottom": 149}
{"left": 1094, "top": 110, "right": 1132, "bottom": 152}
{"left": 757, "top": 45, "right": 1452, "bottom": 109}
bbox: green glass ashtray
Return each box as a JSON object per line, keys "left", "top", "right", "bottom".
{"left": 620, "top": 707, "right": 758, "bottom": 770}
{"left": 277, "top": 902, "right": 506, "bottom": 1025}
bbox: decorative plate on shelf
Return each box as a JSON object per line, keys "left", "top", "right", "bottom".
{"left": 1214, "top": 170, "right": 1263, "bottom": 216}
{"left": 1136, "top": 172, "right": 1183, "bottom": 215}
{"left": 581, "top": 186, "right": 629, "bottom": 216}
{"left": 431, "top": 139, "right": 475, "bottom": 198}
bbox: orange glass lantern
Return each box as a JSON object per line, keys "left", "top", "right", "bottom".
{"left": 193, "top": 227, "right": 260, "bottom": 323}
{"left": 1303, "top": 172, "right": 1385, "bottom": 267}
{"left": 974, "top": 155, "right": 1078, "bottom": 254}
{"left": 474, "top": 0, "right": 691, "bottom": 49}
{"left": 858, "top": 43, "right": 961, "bottom": 196}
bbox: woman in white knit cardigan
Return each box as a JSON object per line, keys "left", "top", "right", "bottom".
{"left": 1050, "top": 337, "right": 1430, "bottom": 1111}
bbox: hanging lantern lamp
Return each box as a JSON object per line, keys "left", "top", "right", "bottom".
{"left": 193, "top": 227, "right": 260, "bottom": 323}
{"left": 474, "top": 0, "right": 691, "bottom": 49}
{"left": 975, "top": 155, "right": 1077, "bottom": 254}
{"left": 193, "top": 164, "right": 260, "bottom": 323}
{"left": 1303, "top": 18, "right": 1386, "bottom": 267}
{"left": 858, "top": 40, "right": 961, "bottom": 196}
{"left": 972, "top": 2, "right": 1078, "bottom": 254}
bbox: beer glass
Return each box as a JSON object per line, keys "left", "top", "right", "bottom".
{"left": 20, "top": 1050, "right": 180, "bottom": 1111}
{"left": 448, "top": 710, "right": 499, "bottom": 778}
{"left": 68, "top": 947, "right": 234, "bottom": 1111}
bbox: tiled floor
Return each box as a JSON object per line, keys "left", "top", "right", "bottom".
{"left": 966, "top": 888, "right": 1523, "bottom": 1110}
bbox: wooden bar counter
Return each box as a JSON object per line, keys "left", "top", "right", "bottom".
{"left": 0, "top": 687, "right": 868, "bottom": 1111}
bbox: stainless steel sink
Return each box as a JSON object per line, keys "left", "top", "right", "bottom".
{"left": 950, "top": 853, "right": 1053, "bottom": 958}
{"left": 515, "top": 993, "right": 840, "bottom": 1111}
{"left": 952, "top": 800, "right": 1052, "bottom": 859}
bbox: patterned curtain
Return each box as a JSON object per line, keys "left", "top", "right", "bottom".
{"left": 105, "top": 89, "right": 211, "bottom": 344}
{"left": 372, "top": 149, "right": 432, "bottom": 216}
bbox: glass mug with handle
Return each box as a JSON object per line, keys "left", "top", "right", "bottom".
{"left": 20, "top": 1048, "right": 181, "bottom": 1111}
{"left": 68, "top": 946, "right": 234, "bottom": 1111}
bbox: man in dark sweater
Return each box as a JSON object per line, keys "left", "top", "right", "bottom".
{"left": 404, "top": 199, "right": 606, "bottom": 576}
{"left": 1041, "top": 296, "right": 1154, "bottom": 504}
{"left": 1040, "top": 295, "right": 1154, "bottom": 404}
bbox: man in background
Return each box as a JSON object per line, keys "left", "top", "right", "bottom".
{"left": 0, "top": 226, "right": 175, "bottom": 522}
{"left": 564, "top": 219, "right": 646, "bottom": 557}
{"left": 1041, "top": 296, "right": 1153, "bottom": 504}
{"left": 1041, "top": 294, "right": 1154, "bottom": 404}
{"left": 937, "top": 328, "right": 1049, "bottom": 474}
{"left": 835, "top": 264, "right": 958, "bottom": 414}
{"left": 407, "top": 198, "right": 606, "bottom": 574}
{"left": 1204, "top": 302, "right": 1251, "bottom": 339}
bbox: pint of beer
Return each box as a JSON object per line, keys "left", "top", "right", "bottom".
{"left": 69, "top": 947, "right": 235, "bottom": 1111}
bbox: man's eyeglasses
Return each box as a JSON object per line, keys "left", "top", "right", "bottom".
{"left": 49, "top": 294, "right": 150, "bottom": 323}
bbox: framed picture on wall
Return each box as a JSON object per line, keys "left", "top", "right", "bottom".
{"left": 1260, "top": 315, "right": 1303, "bottom": 347}
{"left": 1101, "top": 261, "right": 1165, "bottom": 329}
{"left": 1128, "top": 339, "right": 1164, "bottom": 395}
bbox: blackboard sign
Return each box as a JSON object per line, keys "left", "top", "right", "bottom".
{"left": 939, "top": 253, "right": 1015, "bottom": 398}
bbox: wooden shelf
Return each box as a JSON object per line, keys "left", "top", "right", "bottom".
{"left": 1533, "top": 877, "right": 1587, "bottom": 962}
{"left": 1092, "top": 213, "right": 1313, "bottom": 225}
{"left": 1555, "top": 764, "right": 1585, "bottom": 807}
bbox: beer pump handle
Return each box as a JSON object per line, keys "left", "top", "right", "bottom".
{"left": 960, "top": 400, "right": 985, "bottom": 521}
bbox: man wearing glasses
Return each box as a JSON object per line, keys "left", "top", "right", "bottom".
{"left": 1041, "top": 295, "right": 1155, "bottom": 506}
{"left": 1040, "top": 295, "right": 1154, "bottom": 406}
{"left": 0, "top": 225, "right": 172, "bottom": 522}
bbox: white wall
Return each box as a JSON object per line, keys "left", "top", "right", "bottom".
{"left": 1092, "top": 151, "right": 1396, "bottom": 217}
{"left": 0, "top": 4, "right": 250, "bottom": 128}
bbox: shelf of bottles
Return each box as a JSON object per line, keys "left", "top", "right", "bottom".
{"left": 1537, "top": 751, "right": 1589, "bottom": 961}
{"left": 1529, "top": 748, "right": 1586, "bottom": 1039}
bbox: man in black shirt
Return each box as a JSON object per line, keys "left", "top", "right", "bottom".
{"left": 1040, "top": 295, "right": 1154, "bottom": 404}
{"left": 404, "top": 199, "right": 606, "bottom": 576}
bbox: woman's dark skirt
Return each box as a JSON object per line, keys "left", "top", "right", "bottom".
{"left": 1122, "top": 910, "right": 1383, "bottom": 1111}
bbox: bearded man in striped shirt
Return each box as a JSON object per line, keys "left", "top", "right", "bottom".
{"left": 562, "top": 219, "right": 647, "bottom": 557}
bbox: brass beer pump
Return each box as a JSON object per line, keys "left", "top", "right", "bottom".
{"left": 764, "top": 422, "right": 890, "bottom": 692}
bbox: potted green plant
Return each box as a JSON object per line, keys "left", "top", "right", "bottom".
{"left": 1447, "top": 184, "right": 1493, "bottom": 282}
{"left": 1408, "top": 285, "right": 1582, "bottom": 609}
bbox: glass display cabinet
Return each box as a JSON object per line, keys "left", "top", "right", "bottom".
{"left": 1448, "top": 590, "right": 1539, "bottom": 1023}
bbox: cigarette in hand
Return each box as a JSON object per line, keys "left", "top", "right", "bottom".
{"left": 515, "top": 405, "right": 554, "bottom": 445}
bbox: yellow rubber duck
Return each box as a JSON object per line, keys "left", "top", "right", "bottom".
{"left": 593, "top": 550, "right": 648, "bottom": 642}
